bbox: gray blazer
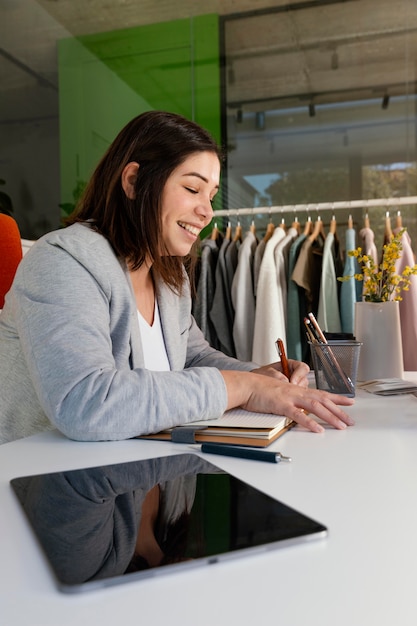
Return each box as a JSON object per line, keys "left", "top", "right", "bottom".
{"left": 0, "top": 224, "right": 257, "bottom": 444}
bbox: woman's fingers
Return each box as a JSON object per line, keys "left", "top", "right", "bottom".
{"left": 288, "top": 391, "right": 355, "bottom": 432}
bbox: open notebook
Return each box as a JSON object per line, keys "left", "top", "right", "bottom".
{"left": 139, "top": 408, "right": 294, "bottom": 447}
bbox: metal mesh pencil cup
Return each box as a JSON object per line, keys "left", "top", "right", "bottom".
{"left": 308, "top": 341, "right": 362, "bottom": 397}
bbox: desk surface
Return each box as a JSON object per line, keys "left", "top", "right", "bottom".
{"left": 1, "top": 382, "right": 417, "bottom": 626}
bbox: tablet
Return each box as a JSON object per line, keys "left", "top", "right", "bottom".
{"left": 10, "top": 453, "right": 327, "bottom": 593}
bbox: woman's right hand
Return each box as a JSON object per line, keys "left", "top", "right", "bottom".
{"left": 220, "top": 370, "right": 354, "bottom": 433}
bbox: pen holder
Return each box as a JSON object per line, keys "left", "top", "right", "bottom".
{"left": 308, "top": 341, "right": 362, "bottom": 397}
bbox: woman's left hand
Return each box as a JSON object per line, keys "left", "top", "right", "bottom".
{"left": 251, "top": 359, "right": 310, "bottom": 388}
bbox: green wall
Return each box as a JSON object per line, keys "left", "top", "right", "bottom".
{"left": 58, "top": 14, "right": 221, "bottom": 205}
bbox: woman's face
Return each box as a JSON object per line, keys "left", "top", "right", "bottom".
{"left": 160, "top": 151, "right": 220, "bottom": 256}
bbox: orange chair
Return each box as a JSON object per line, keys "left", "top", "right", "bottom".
{"left": 0, "top": 214, "right": 23, "bottom": 308}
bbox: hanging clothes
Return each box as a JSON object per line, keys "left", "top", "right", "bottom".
{"left": 224, "top": 237, "right": 240, "bottom": 296}
{"left": 209, "top": 235, "right": 236, "bottom": 357}
{"left": 394, "top": 228, "right": 417, "bottom": 371}
{"left": 358, "top": 226, "right": 378, "bottom": 266}
{"left": 274, "top": 225, "right": 299, "bottom": 337}
{"left": 252, "top": 227, "right": 287, "bottom": 364}
{"left": 286, "top": 232, "right": 307, "bottom": 361}
{"left": 231, "top": 230, "right": 258, "bottom": 361}
{"left": 292, "top": 236, "right": 324, "bottom": 316}
{"left": 192, "top": 237, "right": 221, "bottom": 349}
{"left": 340, "top": 225, "right": 362, "bottom": 334}
{"left": 317, "top": 231, "right": 342, "bottom": 333}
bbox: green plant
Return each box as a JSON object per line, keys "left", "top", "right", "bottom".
{"left": 59, "top": 179, "right": 87, "bottom": 225}
{"left": 0, "top": 179, "right": 13, "bottom": 216}
{"left": 339, "top": 228, "right": 417, "bottom": 302}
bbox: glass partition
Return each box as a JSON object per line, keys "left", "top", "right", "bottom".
{"left": 221, "top": 0, "right": 417, "bottom": 248}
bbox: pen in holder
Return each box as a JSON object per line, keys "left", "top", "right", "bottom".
{"left": 308, "top": 340, "right": 362, "bottom": 397}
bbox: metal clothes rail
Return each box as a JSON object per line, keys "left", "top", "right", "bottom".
{"left": 213, "top": 195, "right": 417, "bottom": 218}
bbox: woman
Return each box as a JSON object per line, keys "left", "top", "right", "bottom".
{"left": 0, "top": 111, "right": 354, "bottom": 444}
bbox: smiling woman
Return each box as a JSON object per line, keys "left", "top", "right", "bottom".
{"left": 0, "top": 110, "right": 354, "bottom": 445}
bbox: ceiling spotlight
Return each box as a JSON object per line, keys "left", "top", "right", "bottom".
{"left": 382, "top": 94, "right": 390, "bottom": 110}
{"left": 309, "top": 103, "right": 316, "bottom": 117}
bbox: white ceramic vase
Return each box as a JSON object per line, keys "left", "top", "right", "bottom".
{"left": 354, "top": 301, "right": 404, "bottom": 381}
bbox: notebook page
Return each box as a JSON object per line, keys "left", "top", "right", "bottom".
{"left": 188, "top": 408, "right": 287, "bottom": 429}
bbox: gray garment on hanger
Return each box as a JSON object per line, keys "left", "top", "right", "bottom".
{"left": 231, "top": 231, "right": 257, "bottom": 361}
{"left": 209, "top": 237, "right": 236, "bottom": 357}
{"left": 192, "top": 238, "right": 220, "bottom": 349}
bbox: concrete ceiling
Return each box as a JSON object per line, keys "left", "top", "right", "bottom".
{"left": 1, "top": 0, "right": 416, "bottom": 125}
{"left": 2, "top": 0, "right": 416, "bottom": 213}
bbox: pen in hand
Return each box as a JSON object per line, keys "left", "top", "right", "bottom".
{"left": 275, "top": 338, "right": 290, "bottom": 380}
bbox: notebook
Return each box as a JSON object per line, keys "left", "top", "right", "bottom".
{"left": 10, "top": 453, "right": 327, "bottom": 593}
{"left": 358, "top": 378, "right": 417, "bottom": 396}
{"left": 139, "top": 408, "right": 295, "bottom": 447}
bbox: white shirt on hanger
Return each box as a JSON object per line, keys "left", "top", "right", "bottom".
{"left": 252, "top": 227, "right": 286, "bottom": 365}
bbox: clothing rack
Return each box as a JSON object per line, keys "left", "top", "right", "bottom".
{"left": 213, "top": 195, "right": 417, "bottom": 218}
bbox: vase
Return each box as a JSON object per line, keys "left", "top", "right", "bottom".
{"left": 354, "top": 301, "right": 404, "bottom": 381}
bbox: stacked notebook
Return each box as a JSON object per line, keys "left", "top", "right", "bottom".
{"left": 139, "top": 408, "right": 294, "bottom": 448}
{"left": 358, "top": 378, "right": 417, "bottom": 396}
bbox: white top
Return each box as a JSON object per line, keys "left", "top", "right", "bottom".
{"left": 137, "top": 299, "right": 170, "bottom": 371}
{"left": 2, "top": 376, "right": 417, "bottom": 626}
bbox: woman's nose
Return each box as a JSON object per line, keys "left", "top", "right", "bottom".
{"left": 196, "top": 199, "right": 214, "bottom": 224}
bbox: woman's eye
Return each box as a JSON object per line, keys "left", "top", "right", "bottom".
{"left": 185, "top": 187, "right": 198, "bottom": 194}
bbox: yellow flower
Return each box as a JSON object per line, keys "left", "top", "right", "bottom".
{"left": 338, "top": 228, "right": 417, "bottom": 302}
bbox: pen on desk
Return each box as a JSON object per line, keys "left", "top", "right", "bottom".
{"left": 200, "top": 443, "right": 292, "bottom": 464}
{"left": 275, "top": 337, "right": 290, "bottom": 379}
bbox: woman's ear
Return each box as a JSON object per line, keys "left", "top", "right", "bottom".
{"left": 121, "top": 162, "right": 140, "bottom": 199}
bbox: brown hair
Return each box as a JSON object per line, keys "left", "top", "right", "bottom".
{"left": 67, "top": 110, "right": 222, "bottom": 293}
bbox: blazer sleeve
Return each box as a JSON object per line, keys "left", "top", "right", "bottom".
{"left": 9, "top": 227, "right": 256, "bottom": 442}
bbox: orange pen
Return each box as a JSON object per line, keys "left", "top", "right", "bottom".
{"left": 276, "top": 338, "right": 290, "bottom": 380}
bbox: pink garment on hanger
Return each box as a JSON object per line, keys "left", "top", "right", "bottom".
{"left": 394, "top": 228, "right": 417, "bottom": 371}
{"left": 358, "top": 227, "right": 378, "bottom": 266}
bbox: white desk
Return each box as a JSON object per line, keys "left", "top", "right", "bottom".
{"left": 1, "top": 384, "right": 417, "bottom": 626}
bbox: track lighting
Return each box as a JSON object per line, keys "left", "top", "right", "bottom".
{"left": 255, "top": 111, "right": 265, "bottom": 130}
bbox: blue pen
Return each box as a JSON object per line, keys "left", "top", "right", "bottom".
{"left": 200, "top": 443, "right": 292, "bottom": 464}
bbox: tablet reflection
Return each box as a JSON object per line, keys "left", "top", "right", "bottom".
{"left": 12, "top": 454, "right": 220, "bottom": 585}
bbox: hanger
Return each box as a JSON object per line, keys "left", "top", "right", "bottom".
{"left": 279, "top": 216, "right": 286, "bottom": 231}
{"left": 263, "top": 219, "right": 275, "bottom": 243}
{"left": 347, "top": 214, "right": 353, "bottom": 229}
{"left": 396, "top": 210, "right": 402, "bottom": 229}
{"left": 291, "top": 215, "right": 300, "bottom": 233}
{"left": 329, "top": 214, "right": 337, "bottom": 235}
{"left": 363, "top": 212, "right": 370, "bottom": 228}
{"left": 308, "top": 215, "right": 326, "bottom": 242}
{"left": 225, "top": 220, "right": 232, "bottom": 240}
{"left": 210, "top": 222, "right": 219, "bottom": 240}
{"left": 233, "top": 221, "right": 243, "bottom": 242}
{"left": 303, "top": 215, "right": 313, "bottom": 236}
{"left": 384, "top": 211, "right": 393, "bottom": 241}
